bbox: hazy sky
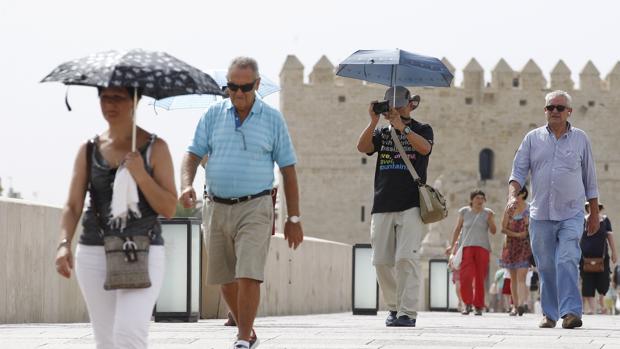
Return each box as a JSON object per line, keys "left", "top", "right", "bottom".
{"left": 1, "top": 0, "right": 619, "bottom": 206}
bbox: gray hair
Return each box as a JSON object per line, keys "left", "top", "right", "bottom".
{"left": 227, "top": 56, "right": 260, "bottom": 80}
{"left": 545, "top": 90, "right": 572, "bottom": 107}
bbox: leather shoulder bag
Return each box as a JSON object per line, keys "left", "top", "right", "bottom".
{"left": 390, "top": 127, "right": 448, "bottom": 224}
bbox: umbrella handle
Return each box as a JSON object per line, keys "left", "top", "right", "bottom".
{"left": 132, "top": 88, "right": 137, "bottom": 152}
{"left": 391, "top": 65, "right": 397, "bottom": 107}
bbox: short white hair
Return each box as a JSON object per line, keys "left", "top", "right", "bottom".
{"left": 545, "top": 90, "right": 572, "bottom": 107}
{"left": 227, "top": 56, "right": 260, "bottom": 80}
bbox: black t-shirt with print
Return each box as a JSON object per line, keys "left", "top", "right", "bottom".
{"left": 368, "top": 120, "right": 434, "bottom": 214}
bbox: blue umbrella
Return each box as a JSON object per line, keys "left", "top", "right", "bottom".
{"left": 153, "top": 69, "right": 280, "bottom": 110}
{"left": 336, "top": 49, "right": 453, "bottom": 88}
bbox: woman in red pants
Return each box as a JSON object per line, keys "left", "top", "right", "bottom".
{"left": 448, "top": 190, "right": 497, "bottom": 315}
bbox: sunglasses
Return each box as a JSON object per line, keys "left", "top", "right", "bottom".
{"left": 227, "top": 80, "right": 256, "bottom": 93}
{"left": 545, "top": 105, "right": 568, "bottom": 112}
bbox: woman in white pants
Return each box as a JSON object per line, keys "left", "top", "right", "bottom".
{"left": 55, "top": 86, "right": 177, "bottom": 348}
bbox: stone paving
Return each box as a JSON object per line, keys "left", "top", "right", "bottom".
{"left": 2, "top": 311, "right": 620, "bottom": 348}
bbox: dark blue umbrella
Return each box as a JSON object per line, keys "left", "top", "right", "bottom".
{"left": 336, "top": 49, "right": 453, "bottom": 87}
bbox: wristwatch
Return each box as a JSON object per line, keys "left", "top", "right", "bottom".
{"left": 287, "top": 215, "right": 301, "bottom": 224}
{"left": 403, "top": 126, "right": 412, "bottom": 135}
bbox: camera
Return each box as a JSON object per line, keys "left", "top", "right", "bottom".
{"left": 372, "top": 100, "right": 390, "bottom": 114}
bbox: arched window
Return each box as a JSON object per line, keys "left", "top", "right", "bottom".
{"left": 479, "top": 148, "right": 494, "bottom": 180}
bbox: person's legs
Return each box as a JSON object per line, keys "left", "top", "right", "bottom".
{"left": 517, "top": 268, "right": 529, "bottom": 307}
{"left": 596, "top": 272, "right": 611, "bottom": 314}
{"left": 113, "top": 246, "right": 166, "bottom": 349}
{"left": 509, "top": 269, "right": 519, "bottom": 312}
{"left": 459, "top": 247, "right": 476, "bottom": 309}
{"left": 221, "top": 281, "right": 240, "bottom": 321}
{"left": 394, "top": 207, "right": 424, "bottom": 319}
{"left": 371, "top": 212, "right": 397, "bottom": 312}
{"left": 472, "top": 247, "right": 489, "bottom": 310}
{"left": 556, "top": 214, "right": 584, "bottom": 318}
{"left": 530, "top": 219, "right": 560, "bottom": 321}
{"left": 75, "top": 245, "right": 117, "bottom": 349}
{"left": 232, "top": 196, "right": 273, "bottom": 341}
{"left": 235, "top": 278, "right": 261, "bottom": 341}
{"left": 598, "top": 294, "right": 607, "bottom": 314}
{"left": 583, "top": 297, "right": 595, "bottom": 314}
{"left": 452, "top": 270, "right": 463, "bottom": 311}
{"left": 455, "top": 280, "right": 463, "bottom": 310}
{"left": 205, "top": 199, "right": 239, "bottom": 327}
{"left": 581, "top": 272, "right": 596, "bottom": 314}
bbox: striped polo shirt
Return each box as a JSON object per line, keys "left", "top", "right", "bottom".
{"left": 187, "top": 97, "right": 297, "bottom": 198}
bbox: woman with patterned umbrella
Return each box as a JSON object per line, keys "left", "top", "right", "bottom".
{"left": 45, "top": 49, "right": 223, "bottom": 349}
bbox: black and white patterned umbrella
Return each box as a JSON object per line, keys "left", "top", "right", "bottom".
{"left": 41, "top": 49, "right": 226, "bottom": 100}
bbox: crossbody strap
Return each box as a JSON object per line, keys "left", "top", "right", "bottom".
{"left": 86, "top": 137, "right": 106, "bottom": 237}
{"left": 389, "top": 127, "right": 433, "bottom": 209}
{"left": 389, "top": 126, "right": 422, "bottom": 182}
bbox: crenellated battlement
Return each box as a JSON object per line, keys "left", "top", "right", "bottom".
{"left": 280, "top": 55, "right": 620, "bottom": 92}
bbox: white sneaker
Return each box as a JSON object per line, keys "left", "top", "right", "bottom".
{"left": 233, "top": 332, "right": 260, "bottom": 349}
{"left": 233, "top": 330, "right": 259, "bottom": 349}
{"left": 233, "top": 340, "right": 249, "bottom": 349}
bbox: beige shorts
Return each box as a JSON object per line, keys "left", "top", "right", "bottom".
{"left": 370, "top": 207, "right": 425, "bottom": 265}
{"left": 203, "top": 195, "right": 273, "bottom": 285}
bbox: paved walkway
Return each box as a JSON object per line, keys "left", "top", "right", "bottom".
{"left": 2, "top": 311, "right": 620, "bottom": 348}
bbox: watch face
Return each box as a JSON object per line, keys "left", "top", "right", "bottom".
{"left": 288, "top": 216, "right": 300, "bottom": 223}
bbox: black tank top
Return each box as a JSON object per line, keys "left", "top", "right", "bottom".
{"left": 79, "top": 134, "right": 164, "bottom": 245}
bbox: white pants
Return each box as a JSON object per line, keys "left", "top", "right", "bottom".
{"left": 75, "top": 244, "right": 165, "bottom": 349}
{"left": 370, "top": 207, "right": 425, "bottom": 318}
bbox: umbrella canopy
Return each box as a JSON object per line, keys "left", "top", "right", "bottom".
{"left": 41, "top": 49, "right": 225, "bottom": 151}
{"left": 152, "top": 69, "right": 280, "bottom": 110}
{"left": 336, "top": 49, "right": 453, "bottom": 87}
{"left": 41, "top": 49, "right": 225, "bottom": 99}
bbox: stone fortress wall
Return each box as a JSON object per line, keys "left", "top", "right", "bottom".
{"left": 279, "top": 54, "right": 620, "bottom": 267}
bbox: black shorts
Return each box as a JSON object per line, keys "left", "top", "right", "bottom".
{"left": 581, "top": 270, "right": 610, "bottom": 297}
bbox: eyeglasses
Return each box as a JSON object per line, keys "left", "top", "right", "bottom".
{"left": 227, "top": 81, "right": 256, "bottom": 93}
{"left": 545, "top": 105, "right": 568, "bottom": 112}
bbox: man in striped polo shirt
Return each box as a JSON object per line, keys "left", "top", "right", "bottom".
{"left": 180, "top": 57, "right": 303, "bottom": 349}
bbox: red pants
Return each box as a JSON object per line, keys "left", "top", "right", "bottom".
{"left": 459, "top": 246, "right": 489, "bottom": 309}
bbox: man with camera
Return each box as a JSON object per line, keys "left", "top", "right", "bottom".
{"left": 356, "top": 86, "right": 433, "bottom": 327}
